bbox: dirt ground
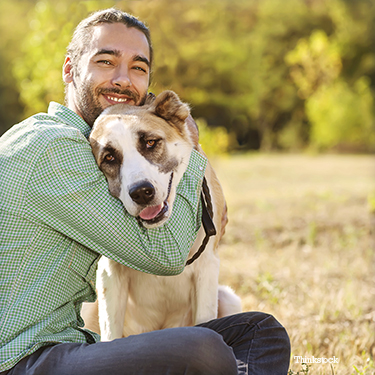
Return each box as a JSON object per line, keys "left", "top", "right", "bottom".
{"left": 213, "top": 153, "right": 375, "bottom": 374}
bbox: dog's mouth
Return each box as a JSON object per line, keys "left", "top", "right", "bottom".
{"left": 138, "top": 172, "right": 173, "bottom": 226}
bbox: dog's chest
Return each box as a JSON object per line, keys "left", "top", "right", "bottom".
{"left": 129, "top": 268, "right": 193, "bottom": 306}
{"left": 123, "top": 267, "right": 195, "bottom": 332}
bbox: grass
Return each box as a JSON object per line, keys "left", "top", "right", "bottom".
{"left": 212, "top": 153, "right": 375, "bottom": 375}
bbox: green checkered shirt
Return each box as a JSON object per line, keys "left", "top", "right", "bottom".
{"left": 0, "top": 102, "right": 207, "bottom": 371}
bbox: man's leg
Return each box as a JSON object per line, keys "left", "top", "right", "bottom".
{"left": 7, "top": 327, "right": 237, "bottom": 375}
{"left": 198, "top": 312, "right": 291, "bottom": 375}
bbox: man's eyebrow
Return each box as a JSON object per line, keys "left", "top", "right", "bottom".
{"left": 133, "top": 55, "right": 150, "bottom": 68}
{"left": 94, "top": 49, "right": 121, "bottom": 57}
{"left": 93, "top": 49, "right": 150, "bottom": 67}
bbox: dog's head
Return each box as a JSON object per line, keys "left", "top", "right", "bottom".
{"left": 89, "top": 90, "right": 194, "bottom": 228}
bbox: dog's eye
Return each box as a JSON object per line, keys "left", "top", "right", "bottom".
{"left": 146, "top": 140, "right": 156, "bottom": 149}
{"left": 105, "top": 154, "right": 115, "bottom": 162}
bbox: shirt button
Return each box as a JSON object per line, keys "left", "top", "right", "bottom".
{"left": 199, "top": 166, "right": 203, "bottom": 171}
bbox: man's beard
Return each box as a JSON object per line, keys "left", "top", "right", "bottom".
{"left": 74, "top": 79, "right": 147, "bottom": 127}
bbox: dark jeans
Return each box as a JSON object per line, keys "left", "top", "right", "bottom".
{"left": 2, "top": 312, "right": 290, "bottom": 375}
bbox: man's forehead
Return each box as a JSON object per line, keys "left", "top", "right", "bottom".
{"left": 88, "top": 23, "right": 150, "bottom": 60}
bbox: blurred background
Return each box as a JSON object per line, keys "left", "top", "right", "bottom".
{"left": 1, "top": 0, "right": 374, "bottom": 153}
{"left": 1, "top": 1, "right": 374, "bottom": 373}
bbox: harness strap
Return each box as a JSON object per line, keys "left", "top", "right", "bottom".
{"left": 186, "top": 177, "right": 216, "bottom": 266}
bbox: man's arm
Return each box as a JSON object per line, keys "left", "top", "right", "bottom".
{"left": 28, "top": 134, "right": 207, "bottom": 276}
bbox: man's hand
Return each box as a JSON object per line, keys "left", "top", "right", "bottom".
{"left": 145, "top": 92, "right": 156, "bottom": 105}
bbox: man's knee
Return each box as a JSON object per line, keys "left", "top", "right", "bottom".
{"left": 182, "top": 327, "right": 237, "bottom": 375}
{"left": 253, "top": 312, "right": 290, "bottom": 342}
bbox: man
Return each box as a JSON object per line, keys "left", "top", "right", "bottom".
{"left": 0, "top": 8, "right": 290, "bottom": 375}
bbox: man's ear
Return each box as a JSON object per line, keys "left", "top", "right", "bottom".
{"left": 62, "top": 56, "right": 74, "bottom": 84}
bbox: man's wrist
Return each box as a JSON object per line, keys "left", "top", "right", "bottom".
{"left": 184, "top": 149, "right": 207, "bottom": 181}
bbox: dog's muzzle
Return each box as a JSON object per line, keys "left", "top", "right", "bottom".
{"left": 129, "top": 181, "right": 155, "bottom": 206}
{"left": 134, "top": 172, "right": 174, "bottom": 226}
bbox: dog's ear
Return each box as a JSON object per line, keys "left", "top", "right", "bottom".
{"left": 151, "top": 91, "right": 190, "bottom": 130}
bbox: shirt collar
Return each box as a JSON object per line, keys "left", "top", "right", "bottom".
{"left": 48, "top": 102, "right": 91, "bottom": 139}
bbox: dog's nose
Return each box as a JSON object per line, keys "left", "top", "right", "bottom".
{"left": 129, "top": 181, "right": 155, "bottom": 205}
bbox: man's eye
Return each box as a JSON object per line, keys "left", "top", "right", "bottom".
{"left": 98, "top": 60, "right": 112, "bottom": 66}
{"left": 133, "top": 66, "right": 147, "bottom": 73}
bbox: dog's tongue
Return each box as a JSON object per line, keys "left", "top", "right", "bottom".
{"left": 139, "top": 204, "right": 163, "bottom": 221}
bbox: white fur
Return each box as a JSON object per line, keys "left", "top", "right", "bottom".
{"left": 82, "top": 93, "right": 242, "bottom": 341}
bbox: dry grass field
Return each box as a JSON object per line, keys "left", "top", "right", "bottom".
{"left": 212, "top": 153, "right": 375, "bottom": 374}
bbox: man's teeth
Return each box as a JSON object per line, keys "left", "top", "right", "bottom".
{"left": 108, "top": 96, "right": 128, "bottom": 103}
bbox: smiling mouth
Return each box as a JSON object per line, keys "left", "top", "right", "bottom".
{"left": 104, "top": 94, "right": 132, "bottom": 104}
{"left": 138, "top": 173, "right": 174, "bottom": 226}
{"left": 98, "top": 87, "right": 138, "bottom": 106}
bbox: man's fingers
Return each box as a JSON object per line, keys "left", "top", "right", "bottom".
{"left": 145, "top": 92, "right": 156, "bottom": 105}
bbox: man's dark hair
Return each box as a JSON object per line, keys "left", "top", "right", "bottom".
{"left": 67, "top": 8, "right": 153, "bottom": 69}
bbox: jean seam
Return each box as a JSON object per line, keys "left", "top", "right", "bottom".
{"left": 214, "top": 315, "right": 282, "bottom": 375}
{"left": 213, "top": 314, "right": 275, "bottom": 335}
{"left": 244, "top": 333, "right": 253, "bottom": 375}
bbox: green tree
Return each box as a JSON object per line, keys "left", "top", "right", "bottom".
{"left": 7, "top": 0, "right": 375, "bottom": 151}
{"left": 306, "top": 77, "right": 374, "bottom": 151}
{"left": 126, "top": 0, "right": 316, "bottom": 150}
{"left": 0, "top": 0, "right": 34, "bottom": 135}
{"left": 13, "top": 0, "right": 116, "bottom": 118}
{"left": 285, "top": 0, "right": 375, "bottom": 151}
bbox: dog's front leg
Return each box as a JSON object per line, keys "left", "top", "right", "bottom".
{"left": 97, "top": 257, "right": 129, "bottom": 341}
{"left": 191, "top": 249, "right": 220, "bottom": 325}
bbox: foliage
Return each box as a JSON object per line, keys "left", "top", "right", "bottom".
{"left": 368, "top": 192, "right": 375, "bottom": 214}
{"left": 12, "top": 0, "right": 114, "bottom": 118}
{"left": 1, "top": 0, "right": 374, "bottom": 152}
{"left": 195, "top": 118, "right": 235, "bottom": 156}
{"left": 286, "top": 19, "right": 375, "bottom": 152}
{"left": 0, "top": 0, "right": 34, "bottom": 134}
{"left": 306, "top": 78, "right": 374, "bottom": 151}
{"left": 288, "top": 363, "right": 312, "bottom": 375}
{"left": 286, "top": 30, "right": 342, "bottom": 100}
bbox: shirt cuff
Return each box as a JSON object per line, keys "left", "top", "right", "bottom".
{"left": 184, "top": 149, "right": 207, "bottom": 181}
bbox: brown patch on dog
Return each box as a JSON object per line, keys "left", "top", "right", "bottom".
{"left": 135, "top": 130, "right": 179, "bottom": 174}
{"left": 89, "top": 90, "right": 194, "bottom": 194}
{"left": 151, "top": 91, "right": 190, "bottom": 135}
{"left": 90, "top": 138, "right": 123, "bottom": 198}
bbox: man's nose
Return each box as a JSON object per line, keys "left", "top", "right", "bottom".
{"left": 112, "top": 66, "right": 132, "bottom": 88}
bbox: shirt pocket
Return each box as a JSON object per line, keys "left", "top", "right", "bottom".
{"left": 68, "top": 242, "right": 100, "bottom": 291}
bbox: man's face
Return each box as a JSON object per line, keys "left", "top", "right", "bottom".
{"left": 63, "top": 23, "right": 150, "bottom": 126}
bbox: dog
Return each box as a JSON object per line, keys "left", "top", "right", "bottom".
{"left": 81, "top": 90, "right": 241, "bottom": 341}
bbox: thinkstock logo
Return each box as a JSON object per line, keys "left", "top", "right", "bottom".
{"left": 294, "top": 356, "right": 339, "bottom": 364}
